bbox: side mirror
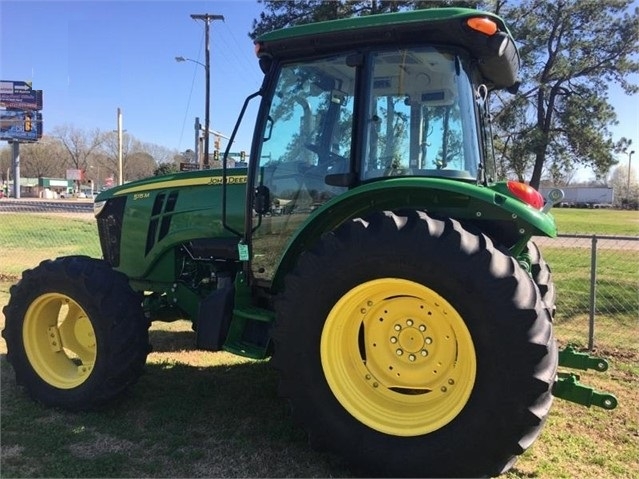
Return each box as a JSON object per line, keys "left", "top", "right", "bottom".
{"left": 254, "top": 185, "right": 271, "bottom": 215}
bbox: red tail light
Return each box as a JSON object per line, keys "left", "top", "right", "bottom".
{"left": 507, "top": 181, "right": 544, "bottom": 209}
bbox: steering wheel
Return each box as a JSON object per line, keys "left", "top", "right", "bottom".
{"left": 305, "top": 143, "right": 348, "bottom": 174}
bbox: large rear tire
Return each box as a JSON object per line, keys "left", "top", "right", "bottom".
{"left": 527, "top": 241, "right": 556, "bottom": 319}
{"left": 273, "top": 211, "right": 557, "bottom": 477}
{"left": 2, "top": 256, "right": 150, "bottom": 410}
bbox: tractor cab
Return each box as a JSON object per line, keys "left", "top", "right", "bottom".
{"left": 246, "top": 8, "right": 520, "bottom": 281}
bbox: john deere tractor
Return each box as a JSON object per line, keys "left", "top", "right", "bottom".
{"left": 2, "top": 8, "right": 616, "bottom": 477}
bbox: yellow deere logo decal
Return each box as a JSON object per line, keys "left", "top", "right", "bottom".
{"left": 117, "top": 175, "right": 247, "bottom": 196}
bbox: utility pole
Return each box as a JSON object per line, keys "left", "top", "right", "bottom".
{"left": 11, "top": 141, "right": 20, "bottom": 198}
{"left": 194, "top": 116, "right": 201, "bottom": 167}
{"left": 190, "top": 13, "right": 224, "bottom": 169}
{"left": 117, "top": 107, "right": 123, "bottom": 185}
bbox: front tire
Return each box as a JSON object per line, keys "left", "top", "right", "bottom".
{"left": 273, "top": 211, "right": 557, "bottom": 477}
{"left": 2, "top": 256, "right": 150, "bottom": 410}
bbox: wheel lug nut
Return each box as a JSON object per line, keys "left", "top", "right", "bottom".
{"left": 448, "top": 379, "right": 455, "bottom": 385}
{"left": 425, "top": 337, "right": 433, "bottom": 344}
{"left": 408, "top": 354, "right": 416, "bottom": 362}
{"left": 419, "top": 324, "right": 426, "bottom": 332}
{"left": 396, "top": 349, "right": 403, "bottom": 356}
{"left": 421, "top": 350, "right": 428, "bottom": 357}
{"left": 367, "top": 301, "right": 373, "bottom": 306}
{"left": 390, "top": 336, "right": 398, "bottom": 344}
{"left": 406, "top": 319, "right": 413, "bottom": 326}
{"left": 360, "top": 308, "right": 367, "bottom": 314}
{"left": 441, "top": 386, "right": 447, "bottom": 392}
{"left": 394, "top": 324, "right": 402, "bottom": 331}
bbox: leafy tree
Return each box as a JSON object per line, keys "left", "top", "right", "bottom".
{"left": 249, "top": 1, "right": 480, "bottom": 39}
{"left": 250, "top": 0, "right": 638, "bottom": 189}
{"left": 125, "top": 151, "right": 156, "bottom": 180}
{"left": 494, "top": 0, "right": 639, "bottom": 188}
{"left": 154, "top": 162, "right": 179, "bottom": 176}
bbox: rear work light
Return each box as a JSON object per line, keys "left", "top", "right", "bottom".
{"left": 507, "top": 181, "right": 544, "bottom": 209}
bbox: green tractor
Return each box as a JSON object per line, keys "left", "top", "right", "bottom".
{"left": 2, "top": 8, "right": 616, "bottom": 477}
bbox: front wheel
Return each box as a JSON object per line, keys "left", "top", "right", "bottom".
{"left": 2, "top": 256, "right": 150, "bottom": 410}
{"left": 273, "top": 211, "right": 557, "bottom": 478}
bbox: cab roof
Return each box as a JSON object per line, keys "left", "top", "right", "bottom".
{"left": 255, "top": 7, "right": 520, "bottom": 91}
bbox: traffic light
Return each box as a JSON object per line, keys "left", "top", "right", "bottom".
{"left": 213, "top": 150, "right": 219, "bottom": 161}
{"left": 24, "top": 113, "right": 32, "bottom": 132}
{"left": 214, "top": 136, "right": 221, "bottom": 150}
{"left": 240, "top": 150, "right": 246, "bottom": 161}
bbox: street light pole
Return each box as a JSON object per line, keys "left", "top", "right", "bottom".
{"left": 190, "top": 13, "right": 224, "bottom": 169}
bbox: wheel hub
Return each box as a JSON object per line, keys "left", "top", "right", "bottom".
{"left": 321, "top": 278, "right": 476, "bottom": 436}
{"left": 23, "top": 293, "right": 97, "bottom": 389}
{"left": 395, "top": 319, "right": 429, "bottom": 358}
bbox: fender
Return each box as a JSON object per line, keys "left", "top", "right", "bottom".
{"left": 271, "top": 178, "right": 557, "bottom": 290}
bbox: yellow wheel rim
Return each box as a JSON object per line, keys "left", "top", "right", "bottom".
{"left": 320, "top": 278, "right": 476, "bottom": 436}
{"left": 23, "top": 293, "right": 97, "bottom": 389}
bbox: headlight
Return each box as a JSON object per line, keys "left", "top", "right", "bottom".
{"left": 93, "top": 200, "right": 107, "bottom": 217}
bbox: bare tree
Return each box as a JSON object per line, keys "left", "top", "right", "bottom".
{"left": 20, "top": 136, "right": 68, "bottom": 178}
{"left": 53, "top": 124, "right": 105, "bottom": 174}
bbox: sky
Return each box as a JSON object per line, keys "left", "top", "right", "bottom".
{"left": 1, "top": 0, "right": 265, "bottom": 154}
{"left": 1, "top": 0, "right": 638, "bottom": 177}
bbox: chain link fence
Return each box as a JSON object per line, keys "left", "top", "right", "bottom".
{"left": 1, "top": 201, "right": 637, "bottom": 354}
{"left": 535, "top": 234, "right": 639, "bottom": 353}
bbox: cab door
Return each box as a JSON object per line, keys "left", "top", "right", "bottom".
{"left": 250, "top": 53, "right": 356, "bottom": 281}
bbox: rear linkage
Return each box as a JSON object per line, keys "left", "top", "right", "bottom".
{"left": 553, "top": 345, "right": 618, "bottom": 410}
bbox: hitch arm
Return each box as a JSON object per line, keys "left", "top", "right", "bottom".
{"left": 553, "top": 345, "right": 618, "bottom": 410}
{"left": 553, "top": 373, "right": 617, "bottom": 410}
{"left": 558, "top": 344, "right": 609, "bottom": 371}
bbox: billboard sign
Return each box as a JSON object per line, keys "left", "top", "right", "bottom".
{"left": 0, "top": 80, "right": 32, "bottom": 94}
{"left": 0, "top": 90, "right": 42, "bottom": 110}
{"left": 0, "top": 80, "right": 42, "bottom": 110}
{"left": 0, "top": 110, "right": 42, "bottom": 142}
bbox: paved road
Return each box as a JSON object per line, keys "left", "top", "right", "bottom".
{"left": 0, "top": 198, "right": 93, "bottom": 214}
{"left": 534, "top": 235, "right": 639, "bottom": 251}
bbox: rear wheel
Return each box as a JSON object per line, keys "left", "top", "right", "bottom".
{"left": 274, "top": 211, "right": 557, "bottom": 477}
{"left": 527, "top": 241, "right": 556, "bottom": 319}
{"left": 2, "top": 256, "right": 150, "bottom": 410}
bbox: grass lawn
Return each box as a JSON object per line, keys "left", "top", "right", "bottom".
{"left": 0, "top": 208, "right": 637, "bottom": 478}
{"left": 552, "top": 208, "right": 639, "bottom": 235}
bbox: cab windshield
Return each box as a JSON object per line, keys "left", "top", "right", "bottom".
{"left": 362, "top": 47, "right": 481, "bottom": 180}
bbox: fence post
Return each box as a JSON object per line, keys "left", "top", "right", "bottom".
{"left": 588, "top": 235, "right": 598, "bottom": 350}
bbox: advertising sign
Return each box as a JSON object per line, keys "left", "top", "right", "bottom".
{"left": 0, "top": 110, "right": 42, "bottom": 142}
{"left": 0, "top": 80, "right": 42, "bottom": 110}
{"left": 0, "top": 90, "right": 42, "bottom": 110}
{"left": 0, "top": 80, "right": 32, "bottom": 94}
{"left": 66, "top": 169, "right": 83, "bottom": 181}
{"left": 180, "top": 162, "right": 200, "bottom": 171}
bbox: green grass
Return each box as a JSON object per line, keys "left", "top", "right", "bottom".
{"left": 543, "top": 248, "right": 639, "bottom": 318}
{"left": 552, "top": 208, "right": 639, "bottom": 235}
{"left": 0, "top": 213, "right": 101, "bottom": 277}
{"left": 0, "top": 208, "right": 637, "bottom": 478}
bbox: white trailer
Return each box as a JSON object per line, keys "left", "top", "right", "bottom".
{"left": 540, "top": 187, "right": 614, "bottom": 208}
